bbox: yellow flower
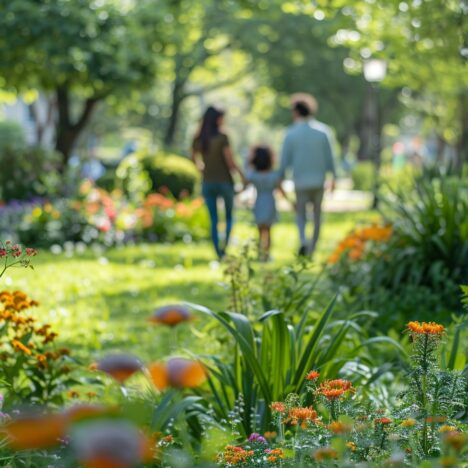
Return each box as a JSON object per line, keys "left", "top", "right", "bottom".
{"left": 12, "top": 339, "right": 32, "bottom": 355}
{"left": 439, "top": 425, "right": 458, "bottom": 433}
{"left": 346, "top": 441, "right": 356, "bottom": 452}
{"left": 400, "top": 418, "right": 417, "bottom": 427}
{"left": 407, "top": 321, "right": 445, "bottom": 336}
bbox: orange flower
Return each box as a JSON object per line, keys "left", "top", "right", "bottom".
{"left": 426, "top": 415, "right": 448, "bottom": 424}
{"left": 271, "top": 402, "right": 286, "bottom": 413}
{"left": 148, "top": 305, "right": 193, "bottom": 327}
{"left": 264, "top": 431, "right": 277, "bottom": 440}
{"left": 96, "top": 354, "right": 143, "bottom": 383}
{"left": 5, "top": 414, "right": 66, "bottom": 450}
{"left": 12, "top": 339, "right": 32, "bottom": 355}
{"left": 306, "top": 370, "right": 320, "bottom": 381}
{"left": 443, "top": 431, "right": 467, "bottom": 451}
{"left": 439, "top": 425, "right": 458, "bottom": 433}
{"left": 328, "top": 421, "right": 352, "bottom": 434}
{"left": 266, "top": 448, "right": 284, "bottom": 462}
{"left": 149, "top": 358, "right": 206, "bottom": 390}
{"left": 313, "top": 447, "right": 338, "bottom": 461}
{"left": 288, "top": 407, "right": 317, "bottom": 425}
{"left": 222, "top": 445, "right": 254, "bottom": 464}
{"left": 407, "top": 321, "right": 445, "bottom": 336}
{"left": 375, "top": 417, "right": 392, "bottom": 426}
{"left": 317, "top": 379, "right": 354, "bottom": 401}
{"left": 64, "top": 404, "right": 116, "bottom": 424}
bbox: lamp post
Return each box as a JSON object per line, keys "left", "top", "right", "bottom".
{"left": 363, "top": 59, "right": 387, "bottom": 209}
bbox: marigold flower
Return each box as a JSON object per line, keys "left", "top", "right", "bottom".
{"left": 328, "top": 421, "right": 352, "bottom": 434}
{"left": 288, "top": 407, "right": 317, "bottom": 425}
{"left": 221, "top": 445, "right": 255, "bottom": 464}
{"left": 439, "top": 425, "right": 458, "bottom": 433}
{"left": 313, "top": 447, "right": 338, "bottom": 461}
{"left": 5, "top": 413, "right": 66, "bottom": 450}
{"left": 407, "top": 321, "right": 445, "bottom": 336}
{"left": 346, "top": 441, "right": 357, "bottom": 452}
{"left": 306, "top": 370, "right": 320, "bottom": 381}
{"left": 317, "top": 379, "right": 354, "bottom": 400}
{"left": 149, "top": 358, "right": 207, "bottom": 390}
{"left": 375, "top": 417, "right": 392, "bottom": 426}
{"left": 443, "top": 431, "right": 467, "bottom": 451}
{"left": 426, "top": 415, "right": 448, "bottom": 424}
{"left": 271, "top": 402, "right": 286, "bottom": 413}
{"left": 265, "top": 448, "right": 284, "bottom": 462}
{"left": 148, "top": 304, "right": 193, "bottom": 327}
{"left": 12, "top": 339, "right": 32, "bottom": 355}
{"left": 400, "top": 418, "right": 416, "bottom": 427}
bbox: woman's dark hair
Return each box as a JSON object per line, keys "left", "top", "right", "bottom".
{"left": 252, "top": 146, "right": 273, "bottom": 171}
{"left": 293, "top": 101, "right": 311, "bottom": 117}
{"left": 197, "top": 106, "right": 225, "bottom": 152}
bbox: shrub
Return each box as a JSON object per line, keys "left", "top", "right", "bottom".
{"left": 116, "top": 150, "right": 200, "bottom": 201}
{"left": 328, "top": 176, "right": 468, "bottom": 329}
{"left": 0, "top": 120, "right": 26, "bottom": 153}
{"left": 351, "top": 161, "right": 375, "bottom": 191}
{"left": 0, "top": 145, "right": 61, "bottom": 202}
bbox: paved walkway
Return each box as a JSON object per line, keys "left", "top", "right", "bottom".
{"left": 237, "top": 179, "right": 372, "bottom": 212}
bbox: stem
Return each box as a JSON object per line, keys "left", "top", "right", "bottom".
{"left": 330, "top": 400, "right": 337, "bottom": 421}
{"left": 420, "top": 333, "right": 429, "bottom": 455}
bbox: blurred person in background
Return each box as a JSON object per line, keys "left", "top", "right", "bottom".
{"left": 191, "top": 106, "right": 245, "bottom": 259}
{"left": 280, "top": 98, "right": 336, "bottom": 257}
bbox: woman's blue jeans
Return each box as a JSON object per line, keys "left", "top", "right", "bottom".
{"left": 202, "top": 182, "right": 234, "bottom": 258}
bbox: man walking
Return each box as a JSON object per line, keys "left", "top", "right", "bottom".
{"left": 280, "top": 99, "right": 336, "bottom": 256}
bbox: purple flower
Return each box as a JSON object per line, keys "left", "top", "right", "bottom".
{"left": 248, "top": 433, "right": 267, "bottom": 444}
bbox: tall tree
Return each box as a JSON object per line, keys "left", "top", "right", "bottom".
{"left": 0, "top": 0, "right": 164, "bottom": 166}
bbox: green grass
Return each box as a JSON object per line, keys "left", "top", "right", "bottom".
{"left": 4, "top": 210, "right": 377, "bottom": 363}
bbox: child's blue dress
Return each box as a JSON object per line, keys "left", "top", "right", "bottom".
{"left": 247, "top": 170, "right": 281, "bottom": 226}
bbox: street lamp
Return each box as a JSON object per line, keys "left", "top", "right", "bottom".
{"left": 363, "top": 59, "right": 387, "bottom": 208}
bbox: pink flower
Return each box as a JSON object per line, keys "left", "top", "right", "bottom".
{"left": 25, "top": 248, "right": 37, "bottom": 257}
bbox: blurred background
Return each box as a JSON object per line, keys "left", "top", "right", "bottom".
{"left": 0, "top": 0, "right": 467, "bottom": 247}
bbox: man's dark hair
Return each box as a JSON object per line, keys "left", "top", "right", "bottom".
{"left": 293, "top": 101, "right": 311, "bottom": 117}
{"left": 252, "top": 146, "right": 273, "bottom": 171}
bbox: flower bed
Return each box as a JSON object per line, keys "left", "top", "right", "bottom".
{"left": 0, "top": 181, "right": 209, "bottom": 247}
{"left": 0, "top": 246, "right": 465, "bottom": 466}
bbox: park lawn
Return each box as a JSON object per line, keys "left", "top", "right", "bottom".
{"left": 5, "top": 210, "right": 377, "bottom": 363}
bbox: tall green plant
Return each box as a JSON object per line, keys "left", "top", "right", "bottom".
{"left": 190, "top": 299, "right": 404, "bottom": 435}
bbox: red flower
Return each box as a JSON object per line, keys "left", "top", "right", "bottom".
{"left": 306, "top": 370, "right": 320, "bottom": 381}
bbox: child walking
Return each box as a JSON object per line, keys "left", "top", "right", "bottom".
{"left": 246, "top": 146, "right": 292, "bottom": 261}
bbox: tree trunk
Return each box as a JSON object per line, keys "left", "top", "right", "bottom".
{"left": 54, "top": 86, "right": 98, "bottom": 169}
{"left": 457, "top": 93, "right": 468, "bottom": 173}
{"left": 164, "top": 79, "right": 186, "bottom": 148}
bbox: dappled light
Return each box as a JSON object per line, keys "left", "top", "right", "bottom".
{"left": 0, "top": 0, "right": 466, "bottom": 466}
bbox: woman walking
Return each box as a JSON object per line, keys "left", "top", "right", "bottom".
{"left": 191, "top": 106, "right": 245, "bottom": 259}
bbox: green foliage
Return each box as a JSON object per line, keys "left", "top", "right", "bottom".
{"left": 141, "top": 152, "right": 201, "bottom": 198}
{"left": 0, "top": 120, "right": 26, "bottom": 153}
{"left": 329, "top": 176, "right": 468, "bottom": 329}
{"left": 191, "top": 254, "right": 404, "bottom": 435}
{"left": 0, "top": 145, "right": 62, "bottom": 202}
{"left": 117, "top": 151, "right": 200, "bottom": 200}
{"left": 351, "top": 161, "right": 376, "bottom": 191}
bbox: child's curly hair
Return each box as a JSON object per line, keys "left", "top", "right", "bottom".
{"left": 251, "top": 145, "right": 274, "bottom": 171}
